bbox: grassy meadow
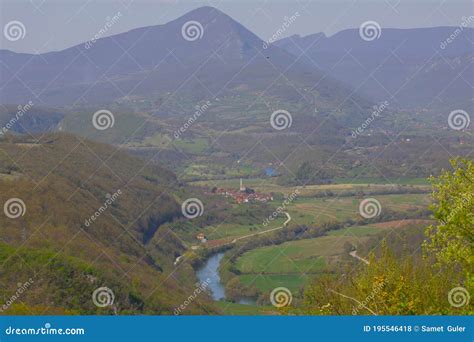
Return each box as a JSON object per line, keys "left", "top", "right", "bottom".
{"left": 232, "top": 220, "right": 422, "bottom": 293}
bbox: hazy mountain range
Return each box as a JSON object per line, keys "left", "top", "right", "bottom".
{"left": 1, "top": 6, "right": 472, "bottom": 113}
{"left": 0, "top": 6, "right": 364, "bottom": 115}
{"left": 0, "top": 6, "right": 472, "bottom": 316}
{"left": 276, "top": 26, "right": 474, "bottom": 110}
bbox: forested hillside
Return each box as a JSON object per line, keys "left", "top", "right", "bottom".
{"left": 0, "top": 133, "right": 216, "bottom": 314}
{"left": 298, "top": 159, "right": 473, "bottom": 315}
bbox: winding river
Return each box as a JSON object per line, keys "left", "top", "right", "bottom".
{"left": 196, "top": 252, "right": 226, "bottom": 301}
{"left": 196, "top": 212, "right": 291, "bottom": 304}
{"left": 196, "top": 252, "right": 256, "bottom": 305}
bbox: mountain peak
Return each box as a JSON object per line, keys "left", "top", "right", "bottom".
{"left": 186, "top": 5, "right": 224, "bottom": 15}
{"left": 176, "top": 5, "right": 232, "bottom": 24}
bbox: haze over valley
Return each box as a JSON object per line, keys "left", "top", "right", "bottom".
{"left": 0, "top": 3, "right": 472, "bottom": 316}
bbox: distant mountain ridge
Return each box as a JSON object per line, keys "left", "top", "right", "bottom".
{"left": 0, "top": 5, "right": 367, "bottom": 119}
{"left": 275, "top": 26, "right": 474, "bottom": 110}
{"left": 1, "top": 6, "right": 472, "bottom": 136}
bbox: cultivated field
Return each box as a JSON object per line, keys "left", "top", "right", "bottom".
{"left": 288, "top": 193, "right": 430, "bottom": 225}
{"left": 233, "top": 219, "right": 430, "bottom": 293}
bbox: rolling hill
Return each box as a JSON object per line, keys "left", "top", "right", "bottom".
{"left": 0, "top": 7, "right": 472, "bottom": 184}
{"left": 0, "top": 104, "right": 64, "bottom": 136}
{"left": 0, "top": 6, "right": 370, "bottom": 127}
{"left": 0, "top": 133, "right": 216, "bottom": 314}
{"left": 275, "top": 27, "right": 474, "bottom": 111}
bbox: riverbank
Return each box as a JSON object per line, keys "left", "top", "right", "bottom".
{"left": 196, "top": 252, "right": 257, "bottom": 305}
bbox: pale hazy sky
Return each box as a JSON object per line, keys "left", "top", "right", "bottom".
{"left": 1, "top": 0, "right": 473, "bottom": 53}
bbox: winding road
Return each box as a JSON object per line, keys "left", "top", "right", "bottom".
{"left": 174, "top": 212, "right": 292, "bottom": 266}
{"left": 349, "top": 250, "right": 370, "bottom": 265}
{"left": 231, "top": 212, "right": 291, "bottom": 243}
{"left": 173, "top": 255, "right": 184, "bottom": 266}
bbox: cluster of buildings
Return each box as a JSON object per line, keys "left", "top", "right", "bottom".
{"left": 210, "top": 178, "right": 273, "bottom": 204}
{"left": 196, "top": 233, "right": 207, "bottom": 243}
{"left": 196, "top": 179, "right": 274, "bottom": 242}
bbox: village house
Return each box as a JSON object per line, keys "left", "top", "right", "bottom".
{"left": 196, "top": 233, "right": 207, "bottom": 243}
{"left": 210, "top": 178, "right": 273, "bottom": 204}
